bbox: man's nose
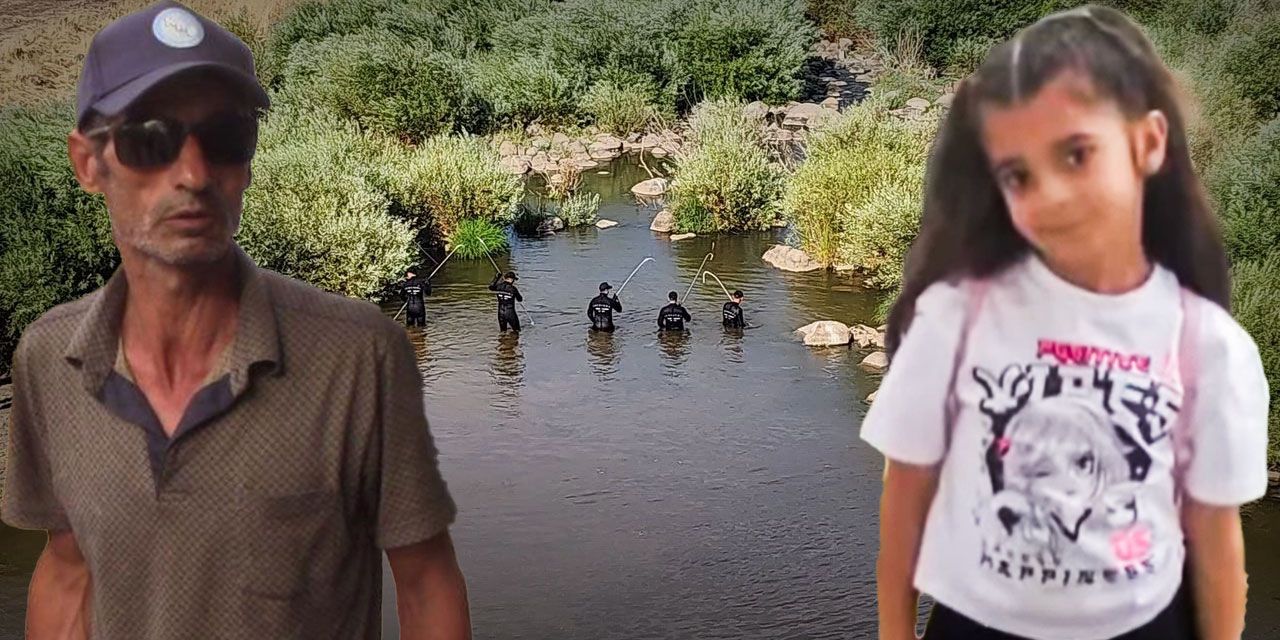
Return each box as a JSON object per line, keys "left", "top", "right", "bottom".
{"left": 170, "top": 133, "right": 211, "bottom": 191}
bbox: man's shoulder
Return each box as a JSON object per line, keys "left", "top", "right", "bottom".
{"left": 259, "top": 269, "right": 400, "bottom": 338}
{"left": 17, "top": 289, "right": 102, "bottom": 361}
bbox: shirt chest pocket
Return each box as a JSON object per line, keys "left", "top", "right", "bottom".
{"left": 241, "top": 490, "right": 346, "bottom": 600}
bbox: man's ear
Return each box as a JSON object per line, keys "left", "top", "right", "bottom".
{"left": 68, "top": 131, "right": 106, "bottom": 193}
{"left": 1133, "top": 109, "right": 1169, "bottom": 177}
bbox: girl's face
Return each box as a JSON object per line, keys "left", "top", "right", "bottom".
{"left": 979, "top": 72, "right": 1167, "bottom": 264}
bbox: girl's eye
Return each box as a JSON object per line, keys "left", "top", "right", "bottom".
{"left": 1066, "top": 145, "right": 1091, "bottom": 168}
{"left": 998, "top": 168, "right": 1028, "bottom": 192}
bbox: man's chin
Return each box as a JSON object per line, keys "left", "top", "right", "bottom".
{"left": 142, "top": 238, "right": 235, "bottom": 268}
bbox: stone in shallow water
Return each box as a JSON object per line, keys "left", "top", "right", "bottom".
{"left": 794, "top": 321, "right": 852, "bottom": 346}
{"left": 631, "top": 177, "right": 669, "bottom": 197}
{"left": 860, "top": 351, "right": 889, "bottom": 372}
{"left": 762, "top": 244, "right": 821, "bottom": 272}
{"left": 595, "top": 219, "right": 618, "bottom": 229}
{"left": 650, "top": 209, "right": 676, "bottom": 233}
{"left": 670, "top": 233, "right": 695, "bottom": 241}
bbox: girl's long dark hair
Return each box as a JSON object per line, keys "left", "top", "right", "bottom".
{"left": 885, "top": 4, "right": 1231, "bottom": 357}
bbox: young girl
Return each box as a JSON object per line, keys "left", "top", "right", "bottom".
{"left": 861, "top": 5, "right": 1270, "bottom": 640}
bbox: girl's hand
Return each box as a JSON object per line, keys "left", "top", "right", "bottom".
{"left": 877, "top": 459, "right": 940, "bottom": 640}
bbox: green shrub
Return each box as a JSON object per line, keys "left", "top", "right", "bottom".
{"left": 470, "top": 52, "right": 584, "bottom": 128}
{"left": 581, "top": 80, "right": 658, "bottom": 136}
{"left": 1230, "top": 251, "right": 1280, "bottom": 467}
{"left": 943, "top": 35, "right": 996, "bottom": 77}
{"left": 380, "top": 135, "right": 523, "bottom": 238}
{"left": 671, "top": 0, "right": 818, "bottom": 105}
{"left": 0, "top": 103, "right": 117, "bottom": 373}
{"left": 806, "top": 0, "right": 862, "bottom": 38}
{"left": 785, "top": 102, "right": 936, "bottom": 285}
{"left": 281, "top": 30, "right": 473, "bottom": 142}
{"left": 449, "top": 218, "right": 509, "bottom": 259}
{"left": 513, "top": 203, "right": 550, "bottom": 236}
{"left": 239, "top": 112, "right": 414, "bottom": 299}
{"left": 870, "top": 66, "right": 941, "bottom": 108}
{"left": 856, "top": 0, "right": 1069, "bottom": 69}
{"left": 1208, "top": 115, "right": 1280, "bottom": 263}
{"left": 669, "top": 99, "right": 785, "bottom": 232}
{"left": 558, "top": 191, "right": 601, "bottom": 227}
{"left": 1207, "top": 9, "right": 1280, "bottom": 119}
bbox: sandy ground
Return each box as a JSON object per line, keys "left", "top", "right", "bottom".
{"left": 0, "top": 0, "right": 88, "bottom": 40}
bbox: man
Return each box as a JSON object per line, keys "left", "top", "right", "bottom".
{"left": 587, "top": 282, "right": 623, "bottom": 332}
{"left": 487, "top": 270, "right": 522, "bottom": 332}
{"left": 0, "top": 3, "right": 470, "bottom": 639}
{"left": 656, "top": 291, "right": 691, "bottom": 332}
{"left": 402, "top": 269, "right": 431, "bottom": 327}
{"left": 723, "top": 290, "right": 746, "bottom": 329}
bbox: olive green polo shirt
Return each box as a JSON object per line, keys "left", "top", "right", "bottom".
{"left": 1, "top": 247, "right": 457, "bottom": 639}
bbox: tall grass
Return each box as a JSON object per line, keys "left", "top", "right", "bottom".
{"left": 380, "top": 135, "right": 524, "bottom": 238}
{"left": 449, "top": 219, "right": 509, "bottom": 258}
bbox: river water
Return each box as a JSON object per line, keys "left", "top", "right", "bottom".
{"left": 1, "top": 158, "right": 1278, "bottom": 638}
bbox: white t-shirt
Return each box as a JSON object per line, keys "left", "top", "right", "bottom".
{"left": 861, "top": 254, "right": 1270, "bottom": 640}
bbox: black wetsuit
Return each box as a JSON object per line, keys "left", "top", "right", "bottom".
{"left": 722, "top": 301, "right": 745, "bottom": 329}
{"left": 488, "top": 275, "right": 523, "bottom": 332}
{"left": 402, "top": 277, "right": 430, "bottom": 327}
{"left": 588, "top": 293, "right": 623, "bottom": 331}
{"left": 657, "top": 302, "right": 691, "bottom": 331}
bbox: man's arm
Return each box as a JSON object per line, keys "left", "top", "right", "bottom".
{"left": 513, "top": 287, "right": 522, "bottom": 303}
{"left": 611, "top": 297, "right": 622, "bottom": 311}
{"left": 487, "top": 274, "right": 500, "bottom": 291}
{"left": 387, "top": 531, "right": 471, "bottom": 640}
{"left": 681, "top": 308, "right": 691, "bottom": 321}
{"left": 28, "top": 530, "right": 93, "bottom": 640}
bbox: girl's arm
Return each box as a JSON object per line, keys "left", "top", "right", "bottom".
{"left": 878, "top": 459, "right": 940, "bottom": 640}
{"left": 1183, "top": 498, "right": 1248, "bottom": 640}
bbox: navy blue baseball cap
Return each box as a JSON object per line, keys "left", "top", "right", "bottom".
{"left": 75, "top": 1, "right": 269, "bottom": 126}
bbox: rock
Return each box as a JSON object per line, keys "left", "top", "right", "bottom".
{"left": 499, "top": 156, "right": 530, "bottom": 175}
{"left": 782, "top": 102, "right": 824, "bottom": 128}
{"left": 640, "top": 133, "right": 662, "bottom": 148}
{"left": 936, "top": 93, "right": 956, "bottom": 107}
{"left": 626, "top": 132, "right": 642, "bottom": 143}
{"left": 550, "top": 216, "right": 566, "bottom": 231}
{"left": 743, "top": 100, "right": 769, "bottom": 121}
{"left": 820, "top": 76, "right": 837, "bottom": 83}
{"left": 650, "top": 146, "right": 669, "bottom": 158}
{"left": 632, "top": 177, "right": 669, "bottom": 197}
{"left": 592, "top": 134, "right": 624, "bottom": 151}
{"left": 851, "top": 324, "right": 885, "bottom": 349}
{"left": 820, "top": 96, "right": 840, "bottom": 110}
{"left": 568, "top": 140, "right": 588, "bottom": 154}
{"left": 498, "top": 140, "right": 519, "bottom": 156}
{"left": 589, "top": 147, "right": 621, "bottom": 160}
{"left": 650, "top": 209, "right": 676, "bottom": 233}
{"left": 529, "top": 155, "right": 557, "bottom": 174}
{"left": 571, "top": 158, "right": 599, "bottom": 169}
{"left": 762, "top": 244, "right": 822, "bottom": 272}
{"left": 595, "top": 219, "right": 618, "bottom": 229}
{"left": 831, "top": 80, "right": 847, "bottom": 87}
{"left": 526, "top": 123, "right": 545, "bottom": 136}
{"left": 906, "top": 97, "right": 931, "bottom": 110}
{"left": 865, "top": 390, "right": 878, "bottom": 404}
{"left": 794, "top": 321, "right": 852, "bottom": 347}
{"left": 772, "top": 219, "right": 788, "bottom": 229}
{"left": 855, "top": 73, "right": 874, "bottom": 83}
{"left": 808, "top": 109, "right": 840, "bottom": 130}
{"left": 670, "top": 232, "right": 696, "bottom": 241}
{"left": 551, "top": 132, "right": 572, "bottom": 148}
{"left": 531, "top": 137, "right": 551, "bottom": 150}
{"left": 860, "top": 351, "right": 889, "bottom": 372}
{"left": 838, "top": 37, "right": 852, "bottom": 49}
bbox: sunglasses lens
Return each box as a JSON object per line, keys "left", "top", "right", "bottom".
{"left": 114, "top": 118, "right": 185, "bottom": 168}
{"left": 195, "top": 113, "right": 258, "bottom": 164}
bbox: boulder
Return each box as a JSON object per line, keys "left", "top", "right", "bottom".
{"left": 571, "top": 158, "right": 599, "bottom": 169}
{"left": 670, "top": 232, "right": 696, "bottom": 241}
{"left": 876, "top": 324, "right": 888, "bottom": 332}
{"left": 595, "top": 219, "right": 618, "bottom": 229}
{"left": 592, "top": 134, "right": 624, "bottom": 151}
{"left": 568, "top": 140, "right": 589, "bottom": 154}
{"left": 550, "top": 216, "right": 566, "bottom": 231}
{"left": 762, "top": 244, "right": 822, "bottom": 272}
{"left": 820, "top": 96, "right": 840, "bottom": 110}
{"left": 498, "top": 140, "right": 519, "bottom": 156}
{"left": 906, "top": 97, "right": 932, "bottom": 110}
{"left": 936, "top": 93, "right": 956, "bottom": 107}
{"left": 626, "top": 132, "right": 642, "bottom": 143}
{"left": 589, "top": 147, "right": 621, "bottom": 160}
{"left": 855, "top": 73, "right": 874, "bottom": 83}
{"left": 640, "top": 133, "right": 663, "bottom": 148}
{"left": 531, "top": 137, "right": 552, "bottom": 150}
{"left": 794, "top": 321, "right": 852, "bottom": 347}
{"left": 851, "top": 324, "right": 885, "bottom": 349}
{"left": 632, "top": 177, "right": 669, "bottom": 197}
{"left": 838, "top": 37, "right": 852, "bottom": 49}
{"left": 743, "top": 101, "right": 769, "bottom": 121}
{"left": 551, "top": 132, "right": 572, "bottom": 148}
{"left": 650, "top": 146, "right": 669, "bottom": 158}
{"left": 529, "top": 154, "right": 557, "bottom": 174}
{"left": 782, "top": 102, "right": 824, "bottom": 128}
{"left": 865, "top": 390, "right": 878, "bottom": 404}
{"left": 650, "top": 209, "right": 676, "bottom": 233}
{"left": 860, "top": 351, "right": 889, "bottom": 372}
{"left": 499, "top": 156, "right": 530, "bottom": 175}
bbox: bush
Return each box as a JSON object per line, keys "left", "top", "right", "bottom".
{"left": 1230, "top": 251, "right": 1280, "bottom": 467}
{"left": 281, "top": 30, "right": 473, "bottom": 141}
{"left": 784, "top": 102, "right": 936, "bottom": 285}
{"left": 380, "top": 135, "right": 523, "bottom": 238}
{"left": 669, "top": 99, "right": 785, "bottom": 232}
{"left": 1208, "top": 115, "right": 1280, "bottom": 263}
{"left": 581, "top": 80, "right": 658, "bottom": 136}
{"left": 856, "top": 0, "right": 1069, "bottom": 69}
{"left": 870, "top": 67, "right": 941, "bottom": 108}
{"left": 0, "top": 103, "right": 117, "bottom": 373}
{"left": 449, "top": 218, "right": 509, "bottom": 259}
{"left": 470, "top": 52, "right": 585, "bottom": 128}
{"left": 1173, "top": 50, "right": 1260, "bottom": 171}
{"left": 1206, "top": 9, "right": 1280, "bottom": 119}
{"left": 806, "top": 0, "right": 862, "bottom": 38}
{"left": 671, "top": 0, "right": 818, "bottom": 105}
{"left": 512, "top": 203, "right": 549, "bottom": 236}
{"left": 943, "top": 35, "right": 996, "bottom": 77}
{"left": 239, "top": 112, "right": 415, "bottom": 299}
{"left": 558, "top": 191, "right": 601, "bottom": 227}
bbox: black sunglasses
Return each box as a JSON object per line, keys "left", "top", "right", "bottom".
{"left": 85, "top": 111, "right": 259, "bottom": 168}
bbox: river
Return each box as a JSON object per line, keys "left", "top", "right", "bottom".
{"left": 2, "top": 158, "right": 1278, "bottom": 638}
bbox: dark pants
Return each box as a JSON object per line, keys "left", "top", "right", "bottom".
{"left": 406, "top": 310, "right": 425, "bottom": 327}
{"left": 923, "top": 582, "right": 1195, "bottom": 640}
{"left": 499, "top": 311, "right": 521, "bottom": 332}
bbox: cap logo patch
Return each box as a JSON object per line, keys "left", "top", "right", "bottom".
{"left": 152, "top": 7, "right": 204, "bottom": 48}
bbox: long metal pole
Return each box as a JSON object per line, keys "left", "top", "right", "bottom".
{"left": 477, "top": 238, "right": 534, "bottom": 326}
{"left": 681, "top": 247, "right": 714, "bottom": 303}
{"left": 702, "top": 271, "right": 734, "bottom": 301}
{"left": 615, "top": 257, "right": 654, "bottom": 297}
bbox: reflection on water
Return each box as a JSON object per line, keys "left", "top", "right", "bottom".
{"left": 3, "top": 157, "right": 1280, "bottom": 639}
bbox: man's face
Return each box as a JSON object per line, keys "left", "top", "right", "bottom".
{"left": 70, "top": 73, "right": 255, "bottom": 268}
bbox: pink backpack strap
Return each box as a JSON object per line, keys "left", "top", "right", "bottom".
{"left": 943, "top": 278, "right": 990, "bottom": 449}
{"left": 1172, "top": 288, "right": 1199, "bottom": 498}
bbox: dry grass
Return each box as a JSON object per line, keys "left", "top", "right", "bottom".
{"left": 0, "top": 0, "right": 303, "bottom": 107}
